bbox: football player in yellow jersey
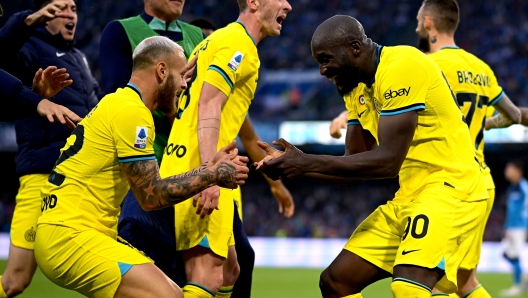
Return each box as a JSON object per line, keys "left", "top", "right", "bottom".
{"left": 33, "top": 36, "right": 249, "bottom": 298}
{"left": 415, "top": 1, "right": 522, "bottom": 297}
{"left": 258, "top": 15, "right": 489, "bottom": 298}
{"left": 158, "top": 1, "right": 292, "bottom": 298}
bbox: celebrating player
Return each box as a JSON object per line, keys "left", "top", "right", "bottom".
{"left": 258, "top": 15, "right": 489, "bottom": 298}
{"left": 158, "top": 0, "right": 292, "bottom": 297}
{"left": 33, "top": 36, "right": 249, "bottom": 298}
{"left": 415, "top": 1, "right": 521, "bottom": 297}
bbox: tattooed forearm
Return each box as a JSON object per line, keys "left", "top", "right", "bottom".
{"left": 485, "top": 114, "right": 513, "bottom": 130}
{"left": 121, "top": 160, "right": 238, "bottom": 211}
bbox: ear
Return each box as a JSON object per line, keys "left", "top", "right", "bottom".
{"left": 155, "top": 61, "right": 167, "bottom": 83}
{"left": 247, "top": 0, "right": 260, "bottom": 11}
{"left": 349, "top": 40, "right": 361, "bottom": 58}
{"left": 423, "top": 15, "right": 434, "bottom": 32}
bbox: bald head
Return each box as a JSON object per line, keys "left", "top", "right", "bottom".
{"left": 312, "top": 15, "right": 366, "bottom": 50}
{"left": 132, "top": 36, "right": 185, "bottom": 72}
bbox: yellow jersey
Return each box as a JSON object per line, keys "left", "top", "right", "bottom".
{"left": 345, "top": 83, "right": 379, "bottom": 145}
{"left": 429, "top": 46, "right": 504, "bottom": 189}
{"left": 39, "top": 85, "right": 156, "bottom": 238}
{"left": 346, "top": 46, "right": 487, "bottom": 201}
{"left": 160, "top": 21, "right": 259, "bottom": 177}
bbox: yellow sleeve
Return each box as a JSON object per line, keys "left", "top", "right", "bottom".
{"left": 485, "top": 64, "right": 504, "bottom": 106}
{"left": 378, "top": 57, "right": 427, "bottom": 116}
{"left": 112, "top": 106, "right": 156, "bottom": 163}
{"left": 204, "top": 34, "right": 251, "bottom": 96}
{"left": 344, "top": 90, "right": 360, "bottom": 126}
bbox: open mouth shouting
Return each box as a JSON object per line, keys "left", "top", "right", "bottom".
{"left": 65, "top": 22, "right": 75, "bottom": 34}
{"left": 276, "top": 15, "right": 286, "bottom": 30}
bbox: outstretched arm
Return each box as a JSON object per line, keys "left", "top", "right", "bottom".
{"left": 122, "top": 141, "right": 249, "bottom": 211}
{"left": 259, "top": 112, "right": 416, "bottom": 181}
{"left": 239, "top": 117, "right": 294, "bottom": 218}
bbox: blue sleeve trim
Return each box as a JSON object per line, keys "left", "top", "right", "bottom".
{"left": 347, "top": 119, "right": 360, "bottom": 126}
{"left": 489, "top": 91, "right": 505, "bottom": 106}
{"left": 118, "top": 155, "right": 156, "bottom": 163}
{"left": 208, "top": 65, "right": 234, "bottom": 90}
{"left": 380, "top": 103, "right": 426, "bottom": 116}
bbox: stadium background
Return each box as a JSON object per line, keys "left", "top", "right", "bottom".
{"left": 1, "top": 0, "right": 528, "bottom": 296}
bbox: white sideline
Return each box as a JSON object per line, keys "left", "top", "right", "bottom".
{"left": 0, "top": 234, "right": 523, "bottom": 272}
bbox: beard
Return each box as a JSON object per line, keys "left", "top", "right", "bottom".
{"left": 335, "top": 62, "right": 361, "bottom": 97}
{"left": 417, "top": 27, "right": 430, "bottom": 53}
{"left": 155, "top": 73, "right": 178, "bottom": 116}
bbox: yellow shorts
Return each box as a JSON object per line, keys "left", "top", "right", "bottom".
{"left": 344, "top": 187, "right": 487, "bottom": 293}
{"left": 11, "top": 174, "right": 48, "bottom": 250}
{"left": 175, "top": 187, "right": 236, "bottom": 258}
{"left": 459, "top": 188, "right": 495, "bottom": 270}
{"left": 34, "top": 224, "right": 152, "bottom": 298}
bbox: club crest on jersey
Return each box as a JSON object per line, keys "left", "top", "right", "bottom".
{"left": 228, "top": 51, "right": 244, "bottom": 71}
{"left": 359, "top": 94, "right": 366, "bottom": 105}
{"left": 135, "top": 126, "right": 148, "bottom": 149}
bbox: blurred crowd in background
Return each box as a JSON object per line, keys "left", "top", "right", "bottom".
{"left": 1, "top": 0, "right": 528, "bottom": 240}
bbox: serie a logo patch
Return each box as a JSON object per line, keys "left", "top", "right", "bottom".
{"left": 135, "top": 126, "right": 148, "bottom": 149}
{"left": 228, "top": 51, "right": 244, "bottom": 71}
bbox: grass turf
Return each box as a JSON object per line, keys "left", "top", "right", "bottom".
{"left": 2, "top": 261, "right": 525, "bottom": 297}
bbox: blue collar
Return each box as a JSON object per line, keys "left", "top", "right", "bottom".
{"left": 140, "top": 11, "right": 181, "bottom": 32}
{"left": 440, "top": 45, "right": 460, "bottom": 50}
{"left": 127, "top": 83, "right": 143, "bottom": 102}
{"left": 369, "top": 45, "right": 383, "bottom": 86}
{"left": 235, "top": 21, "right": 256, "bottom": 46}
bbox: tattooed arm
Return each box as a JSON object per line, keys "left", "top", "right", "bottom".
{"left": 121, "top": 141, "right": 249, "bottom": 211}
{"left": 485, "top": 94, "right": 521, "bottom": 130}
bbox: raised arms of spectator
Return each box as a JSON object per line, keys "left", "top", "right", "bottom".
{"left": 0, "top": 2, "right": 68, "bottom": 66}
{"left": 239, "top": 117, "right": 294, "bottom": 218}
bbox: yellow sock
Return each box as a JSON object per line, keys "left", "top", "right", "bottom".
{"left": 342, "top": 294, "right": 363, "bottom": 298}
{"left": 216, "top": 285, "right": 233, "bottom": 298}
{"left": 183, "top": 282, "right": 215, "bottom": 298}
{"left": 431, "top": 293, "right": 450, "bottom": 297}
{"left": 462, "top": 285, "right": 491, "bottom": 298}
{"left": 391, "top": 279, "right": 432, "bottom": 298}
{"left": 0, "top": 276, "right": 7, "bottom": 298}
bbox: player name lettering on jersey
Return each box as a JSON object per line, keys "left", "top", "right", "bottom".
{"left": 384, "top": 87, "right": 411, "bottom": 100}
{"left": 457, "top": 70, "right": 489, "bottom": 87}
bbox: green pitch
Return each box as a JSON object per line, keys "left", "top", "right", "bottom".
{"left": 2, "top": 261, "right": 525, "bottom": 297}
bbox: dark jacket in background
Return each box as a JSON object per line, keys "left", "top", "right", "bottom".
{"left": 0, "top": 68, "right": 42, "bottom": 122}
{"left": 0, "top": 10, "right": 100, "bottom": 176}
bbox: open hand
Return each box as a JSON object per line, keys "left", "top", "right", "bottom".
{"left": 37, "top": 99, "right": 82, "bottom": 130}
{"left": 254, "top": 140, "right": 284, "bottom": 170}
{"left": 32, "top": 66, "right": 72, "bottom": 99}
{"left": 258, "top": 139, "right": 306, "bottom": 180}
{"left": 184, "top": 54, "right": 198, "bottom": 84}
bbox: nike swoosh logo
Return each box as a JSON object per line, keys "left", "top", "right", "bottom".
{"left": 56, "top": 52, "right": 66, "bottom": 57}
{"left": 358, "top": 110, "right": 366, "bottom": 118}
{"left": 401, "top": 249, "right": 421, "bottom": 255}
